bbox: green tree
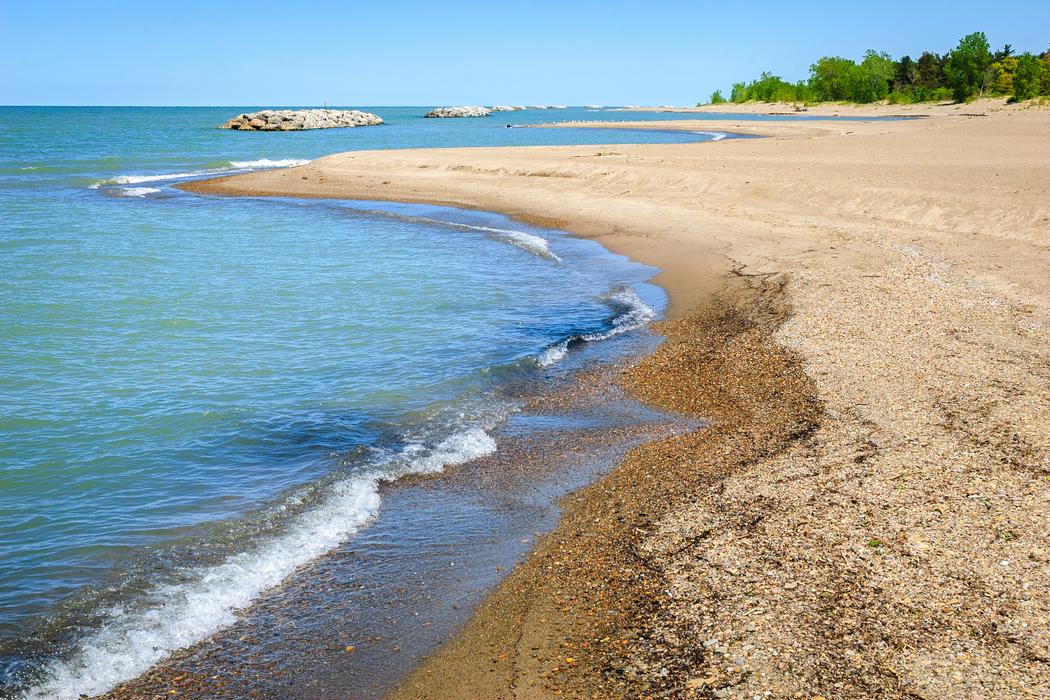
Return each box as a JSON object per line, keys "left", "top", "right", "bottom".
{"left": 990, "top": 56, "right": 1019, "bottom": 95}
{"left": 1011, "top": 53, "right": 1043, "bottom": 101}
{"left": 730, "top": 82, "right": 747, "bottom": 103}
{"left": 945, "top": 31, "right": 993, "bottom": 101}
{"left": 709, "top": 90, "right": 727, "bottom": 105}
{"left": 895, "top": 55, "right": 918, "bottom": 89}
{"left": 1041, "top": 51, "right": 1050, "bottom": 95}
{"left": 809, "top": 56, "right": 858, "bottom": 100}
{"left": 916, "top": 51, "right": 946, "bottom": 89}
{"left": 858, "top": 50, "right": 896, "bottom": 101}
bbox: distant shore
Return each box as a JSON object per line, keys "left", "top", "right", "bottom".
{"left": 168, "top": 105, "right": 1050, "bottom": 698}
{"left": 618, "top": 95, "right": 1037, "bottom": 117}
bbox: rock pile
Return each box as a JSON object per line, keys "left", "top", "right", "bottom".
{"left": 424, "top": 106, "right": 492, "bottom": 118}
{"left": 219, "top": 109, "right": 383, "bottom": 131}
{"left": 490, "top": 105, "right": 526, "bottom": 112}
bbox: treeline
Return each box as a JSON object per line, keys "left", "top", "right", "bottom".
{"left": 705, "top": 32, "right": 1050, "bottom": 106}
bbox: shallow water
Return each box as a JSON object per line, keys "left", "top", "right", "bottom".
{"left": 0, "top": 105, "right": 857, "bottom": 697}
{"left": 1, "top": 106, "right": 698, "bottom": 697}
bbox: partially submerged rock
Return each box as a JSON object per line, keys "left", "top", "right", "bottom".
{"left": 490, "top": 105, "right": 526, "bottom": 112}
{"left": 219, "top": 109, "right": 383, "bottom": 131}
{"left": 424, "top": 106, "right": 492, "bottom": 118}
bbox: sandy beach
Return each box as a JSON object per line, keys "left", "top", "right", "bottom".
{"left": 179, "top": 104, "right": 1050, "bottom": 698}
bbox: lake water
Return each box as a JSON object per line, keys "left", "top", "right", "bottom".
{"left": 0, "top": 105, "right": 828, "bottom": 698}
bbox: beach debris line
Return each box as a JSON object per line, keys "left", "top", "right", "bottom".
{"left": 219, "top": 109, "right": 383, "bottom": 131}
{"left": 424, "top": 106, "right": 493, "bottom": 118}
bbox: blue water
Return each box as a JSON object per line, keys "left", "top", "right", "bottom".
{"left": 0, "top": 106, "right": 717, "bottom": 697}
{"left": 0, "top": 105, "right": 851, "bottom": 698}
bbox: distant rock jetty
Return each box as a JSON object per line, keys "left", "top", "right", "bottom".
{"left": 490, "top": 106, "right": 526, "bottom": 112}
{"left": 220, "top": 109, "right": 383, "bottom": 131}
{"left": 424, "top": 106, "right": 493, "bottom": 118}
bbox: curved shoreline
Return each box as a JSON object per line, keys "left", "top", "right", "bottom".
{"left": 28, "top": 200, "right": 665, "bottom": 700}
{"left": 167, "top": 109, "right": 1050, "bottom": 698}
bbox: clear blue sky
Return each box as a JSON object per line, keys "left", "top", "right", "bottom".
{"left": 3, "top": 0, "right": 1049, "bottom": 105}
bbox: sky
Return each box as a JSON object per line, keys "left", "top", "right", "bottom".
{"left": 3, "top": 0, "right": 1049, "bottom": 106}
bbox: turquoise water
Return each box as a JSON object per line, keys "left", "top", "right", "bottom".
{"left": 0, "top": 106, "right": 876, "bottom": 697}
{"left": 0, "top": 106, "right": 730, "bottom": 697}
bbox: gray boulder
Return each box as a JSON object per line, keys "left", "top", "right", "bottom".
{"left": 424, "top": 106, "right": 492, "bottom": 118}
{"left": 219, "top": 109, "right": 383, "bottom": 131}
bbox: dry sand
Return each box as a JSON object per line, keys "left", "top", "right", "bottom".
{"left": 179, "top": 106, "right": 1050, "bottom": 698}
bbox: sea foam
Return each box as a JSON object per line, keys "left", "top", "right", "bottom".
{"left": 537, "top": 287, "right": 656, "bottom": 366}
{"left": 228, "top": 158, "right": 310, "bottom": 168}
{"left": 347, "top": 205, "right": 564, "bottom": 263}
{"left": 90, "top": 158, "right": 309, "bottom": 189}
{"left": 450, "top": 223, "right": 562, "bottom": 262}
{"left": 22, "top": 424, "right": 497, "bottom": 700}
{"left": 117, "top": 187, "right": 161, "bottom": 198}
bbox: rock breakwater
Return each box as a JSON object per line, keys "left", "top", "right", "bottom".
{"left": 220, "top": 109, "right": 383, "bottom": 131}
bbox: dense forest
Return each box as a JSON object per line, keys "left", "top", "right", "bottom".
{"left": 704, "top": 32, "right": 1050, "bottom": 106}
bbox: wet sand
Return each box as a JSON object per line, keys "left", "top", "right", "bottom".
{"left": 177, "top": 106, "right": 1049, "bottom": 698}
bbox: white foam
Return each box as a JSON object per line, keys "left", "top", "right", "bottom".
{"left": 391, "top": 428, "right": 497, "bottom": 477}
{"left": 228, "top": 158, "right": 310, "bottom": 168}
{"left": 693, "top": 131, "right": 729, "bottom": 141}
{"left": 23, "top": 425, "right": 497, "bottom": 700}
{"left": 90, "top": 170, "right": 227, "bottom": 188}
{"left": 537, "top": 341, "right": 569, "bottom": 367}
{"left": 118, "top": 187, "right": 161, "bottom": 198}
{"left": 115, "top": 171, "right": 218, "bottom": 185}
{"left": 91, "top": 158, "right": 308, "bottom": 189}
{"left": 536, "top": 287, "right": 656, "bottom": 366}
{"left": 596, "top": 287, "right": 657, "bottom": 336}
{"left": 449, "top": 223, "right": 561, "bottom": 262}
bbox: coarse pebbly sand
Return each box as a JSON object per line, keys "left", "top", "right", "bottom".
{"left": 178, "top": 98, "right": 1049, "bottom": 699}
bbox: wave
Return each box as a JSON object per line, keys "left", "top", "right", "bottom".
{"left": 228, "top": 158, "right": 310, "bottom": 168}
{"left": 117, "top": 187, "right": 161, "bottom": 198}
{"left": 22, "top": 423, "right": 497, "bottom": 700}
{"left": 90, "top": 169, "right": 231, "bottom": 188}
{"left": 446, "top": 223, "right": 562, "bottom": 262}
{"left": 537, "top": 287, "right": 656, "bottom": 366}
{"left": 693, "top": 131, "right": 729, "bottom": 141}
{"left": 90, "top": 158, "right": 309, "bottom": 189}
{"left": 338, "top": 205, "right": 562, "bottom": 263}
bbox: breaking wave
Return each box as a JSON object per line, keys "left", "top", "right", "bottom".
{"left": 228, "top": 158, "right": 310, "bottom": 168}
{"left": 21, "top": 424, "right": 497, "bottom": 700}
{"left": 89, "top": 158, "right": 309, "bottom": 189}
{"left": 116, "top": 187, "right": 161, "bottom": 198}
{"left": 537, "top": 287, "right": 656, "bottom": 366}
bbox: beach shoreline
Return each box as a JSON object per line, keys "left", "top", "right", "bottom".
{"left": 173, "top": 107, "right": 1049, "bottom": 698}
